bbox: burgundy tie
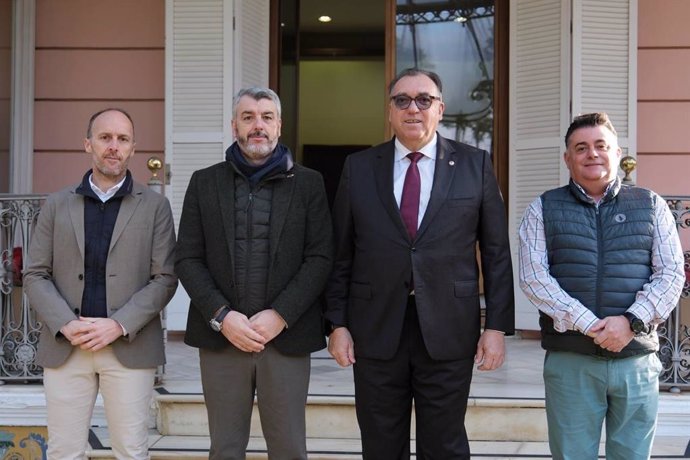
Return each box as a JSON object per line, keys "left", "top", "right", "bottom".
{"left": 400, "top": 152, "right": 423, "bottom": 240}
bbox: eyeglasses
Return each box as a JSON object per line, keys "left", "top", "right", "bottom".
{"left": 390, "top": 94, "right": 441, "bottom": 110}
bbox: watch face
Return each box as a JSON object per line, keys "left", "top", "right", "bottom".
{"left": 631, "top": 318, "right": 645, "bottom": 334}
{"left": 210, "top": 320, "right": 221, "bottom": 332}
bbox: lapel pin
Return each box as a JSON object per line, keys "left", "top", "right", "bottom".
{"left": 449, "top": 160, "right": 455, "bottom": 166}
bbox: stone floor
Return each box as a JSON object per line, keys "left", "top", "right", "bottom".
{"left": 152, "top": 333, "right": 690, "bottom": 458}
{"left": 2, "top": 334, "right": 689, "bottom": 458}
{"left": 161, "top": 332, "right": 546, "bottom": 400}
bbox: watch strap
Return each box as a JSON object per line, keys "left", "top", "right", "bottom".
{"left": 210, "top": 306, "right": 231, "bottom": 332}
{"left": 214, "top": 306, "right": 230, "bottom": 323}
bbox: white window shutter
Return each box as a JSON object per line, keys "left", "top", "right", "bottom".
{"left": 573, "top": 0, "right": 636, "bottom": 156}
{"left": 509, "top": 0, "right": 571, "bottom": 330}
{"left": 233, "top": 0, "right": 270, "bottom": 92}
{"left": 165, "top": 0, "right": 234, "bottom": 330}
{"left": 166, "top": 0, "right": 231, "bottom": 226}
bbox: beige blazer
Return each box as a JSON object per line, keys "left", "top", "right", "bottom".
{"left": 23, "top": 179, "right": 178, "bottom": 368}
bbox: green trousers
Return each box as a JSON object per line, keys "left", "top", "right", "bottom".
{"left": 543, "top": 350, "right": 662, "bottom": 460}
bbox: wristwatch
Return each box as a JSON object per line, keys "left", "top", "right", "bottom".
{"left": 624, "top": 312, "right": 648, "bottom": 335}
{"left": 209, "top": 306, "right": 230, "bottom": 332}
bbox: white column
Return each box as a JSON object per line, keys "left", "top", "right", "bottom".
{"left": 10, "top": 0, "right": 35, "bottom": 194}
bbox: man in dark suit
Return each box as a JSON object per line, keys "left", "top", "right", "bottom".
{"left": 24, "top": 108, "right": 178, "bottom": 459}
{"left": 325, "top": 68, "right": 515, "bottom": 459}
{"left": 175, "top": 87, "right": 333, "bottom": 460}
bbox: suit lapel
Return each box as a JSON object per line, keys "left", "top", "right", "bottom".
{"left": 68, "top": 189, "right": 86, "bottom": 260}
{"left": 110, "top": 186, "right": 142, "bottom": 251}
{"left": 216, "top": 164, "right": 237, "bottom": 264}
{"left": 374, "top": 141, "right": 410, "bottom": 241}
{"left": 416, "top": 136, "right": 456, "bottom": 240}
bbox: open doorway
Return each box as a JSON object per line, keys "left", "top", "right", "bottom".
{"left": 274, "top": 0, "right": 386, "bottom": 207}
{"left": 271, "top": 0, "right": 507, "bottom": 207}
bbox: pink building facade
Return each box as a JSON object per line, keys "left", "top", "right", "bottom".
{"left": 1, "top": 0, "right": 688, "bottom": 331}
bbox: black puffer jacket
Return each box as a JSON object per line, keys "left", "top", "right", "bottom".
{"left": 232, "top": 166, "right": 274, "bottom": 318}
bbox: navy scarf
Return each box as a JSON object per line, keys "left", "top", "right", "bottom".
{"left": 225, "top": 142, "right": 293, "bottom": 185}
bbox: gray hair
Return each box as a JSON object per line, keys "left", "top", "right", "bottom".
{"left": 232, "top": 87, "right": 282, "bottom": 119}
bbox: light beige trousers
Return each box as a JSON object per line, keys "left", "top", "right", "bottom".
{"left": 43, "top": 346, "right": 155, "bottom": 460}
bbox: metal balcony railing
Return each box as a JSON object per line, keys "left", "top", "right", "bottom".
{"left": 0, "top": 193, "right": 688, "bottom": 390}
{"left": 658, "top": 196, "right": 690, "bottom": 392}
{"left": 0, "top": 194, "right": 45, "bottom": 381}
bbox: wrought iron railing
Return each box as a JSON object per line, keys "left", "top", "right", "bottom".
{"left": 0, "top": 195, "right": 45, "bottom": 381}
{"left": 658, "top": 196, "right": 690, "bottom": 392}
{"left": 0, "top": 192, "right": 687, "bottom": 389}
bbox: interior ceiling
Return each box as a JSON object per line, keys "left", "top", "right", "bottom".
{"left": 299, "top": 0, "right": 385, "bottom": 34}
{"left": 294, "top": 0, "right": 385, "bottom": 58}
{"left": 294, "top": 0, "right": 494, "bottom": 58}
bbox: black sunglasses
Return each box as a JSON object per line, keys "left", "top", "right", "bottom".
{"left": 390, "top": 94, "right": 441, "bottom": 110}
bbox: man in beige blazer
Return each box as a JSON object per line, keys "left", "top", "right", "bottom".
{"left": 24, "top": 108, "right": 178, "bottom": 460}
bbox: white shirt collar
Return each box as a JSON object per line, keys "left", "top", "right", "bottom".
{"left": 89, "top": 173, "right": 127, "bottom": 203}
{"left": 394, "top": 133, "right": 438, "bottom": 162}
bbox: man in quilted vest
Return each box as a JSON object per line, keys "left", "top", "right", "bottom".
{"left": 518, "top": 112, "right": 685, "bottom": 460}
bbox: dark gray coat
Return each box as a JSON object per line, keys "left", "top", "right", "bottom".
{"left": 176, "top": 161, "right": 333, "bottom": 355}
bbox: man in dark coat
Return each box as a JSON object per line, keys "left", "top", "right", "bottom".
{"left": 175, "top": 87, "right": 333, "bottom": 460}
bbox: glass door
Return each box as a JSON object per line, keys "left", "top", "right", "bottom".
{"left": 388, "top": 0, "right": 507, "bottom": 199}
{"left": 396, "top": 0, "right": 496, "bottom": 152}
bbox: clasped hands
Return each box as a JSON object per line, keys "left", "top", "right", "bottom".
{"left": 220, "top": 309, "right": 286, "bottom": 353}
{"left": 586, "top": 315, "right": 634, "bottom": 353}
{"left": 60, "top": 317, "right": 124, "bottom": 352}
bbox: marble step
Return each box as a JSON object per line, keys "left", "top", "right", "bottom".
{"left": 156, "top": 393, "right": 548, "bottom": 441}
{"left": 86, "top": 430, "right": 690, "bottom": 460}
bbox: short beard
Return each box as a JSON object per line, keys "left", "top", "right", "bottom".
{"left": 96, "top": 161, "right": 128, "bottom": 180}
{"left": 238, "top": 136, "right": 276, "bottom": 165}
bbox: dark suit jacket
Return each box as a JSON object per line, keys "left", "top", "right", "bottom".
{"left": 24, "top": 180, "right": 178, "bottom": 368}
{"left": 176, "top": 161, "right": 333, "bottom": 355}
{"left": 325, "top": 136, "right": 515, "bottom": 361}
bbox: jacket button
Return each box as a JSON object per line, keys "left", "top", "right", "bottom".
{"left": 78, "top": 274, "right": 84, "bottom": 280}
{"left": 411, "top": 247, "right": 416, "bottom": 252}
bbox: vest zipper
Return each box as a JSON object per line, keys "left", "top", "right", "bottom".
{"left": 594, "top": 205, "right": 603, "bottom": 316}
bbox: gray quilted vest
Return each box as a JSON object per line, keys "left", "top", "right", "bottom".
{"left": 540, "top": 179, "right": 658, "bottom": 358}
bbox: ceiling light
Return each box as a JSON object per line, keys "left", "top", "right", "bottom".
{"left": 318, "top": 15, "right": 332, "bottom": 23}
{"left": 455, "top": 16, "right": 467, "bottom": 23}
